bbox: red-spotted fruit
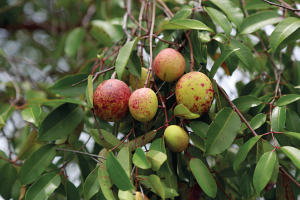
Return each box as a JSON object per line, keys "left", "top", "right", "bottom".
{"left": 128, "top": 88, "right": 158, "bottom": 122}
{"left": 93, "top": 79, "right": 131, "bottom": 122}
{"left": 164, "top": 125, "right": 189, "bottom": 152}
{"left": 176, "top": 72, "right": 214, "bottom": 116}
{"left": 129, "top": 67, "right": 152, "bottom": 90}
{"left": 153, "top": 48, "right": 185, "bottom": 82}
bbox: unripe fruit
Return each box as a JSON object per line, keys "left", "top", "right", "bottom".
{"left": 128, "top": 88, "right": 158, "bottom": 122}
{"left": 135, "top": 192, "right": 149, "bottom": 200}
{"left": 176, "top": 72, "right": 214, "bottom": 116}
{"left": 153, "top": 48, "right": 185, "bottom": 82}
{"left": 164, "top": 125, "right": 189, "bottom": 152}
{"left": 93, "top": 79, "right": 131, "bottom": 122}
{"left": 129, "top": 67, "right": 152, "bottom": 90}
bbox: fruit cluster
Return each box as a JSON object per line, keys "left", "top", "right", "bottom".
{"left": 93, "top": 48, "right": 214, "bottom": 152}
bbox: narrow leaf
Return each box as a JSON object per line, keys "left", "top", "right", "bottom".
{"left": 132, "top": 147, "right": 151, "bottom": 169}
{"left": 277, "top": 94, "right": 300, "bottom": 106}
{"left": 232, "top": 95, "right": 262, "bottom": 110}
{"left": 98, "top": 161, "right": 117, "bottom": 200}
{"left": 147, "top": 175, "right": 165, "bottom": 199}
{"left": 90, "top": 129, "right": 124, "bottom": 151}
{"left": 86, "top": 75, "right": 93, "bottom": 108}
{"left": 189, "top": 120, "right": 209, "bottom": 139}
{"left": 281, "top": 146, "right": 300, "bottom": 169}
{"left": 239, "top": 113, "right": 266, "bottom": 131}
{"left": 205, "top": 7, "right": 232, "bottom": 36}
{"left": 212, "top": 33, "right": 230, "bottom": 46}
{"left": 65, "top": 27, "right": 84, "bottom": 57}
{"left": 66, "top": 181, "right": 80, "bottom": 200}
{"left": 117, "top": 146, "right": 132, "bottom": 177}
{"left": 0, "top": 116, "right": 5, "bottom": 129}
{"left": 83, "top": 166, "right": 100, "bottom": 200}
{"left": 125, "top": 130, "right": 157, "bottom": 152}
{"left": 161, "top": 19, "right": 214, "bottom": 32}
{"left": 271, "top": 106, "right": 286, "bottom": 132}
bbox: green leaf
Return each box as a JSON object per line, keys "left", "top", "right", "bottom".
{"left": 253, "top": 151, "right": 276, "bottom": 195}
{"left": 65, "top": 27, "right": 84, "bottom": 57}
{"left": 271, "top": 106, "right": 286, "bottom": 132}
{"left": 18, "top": 130, "right": 41, "bottom": 160}
{"left": 210, "top": 0, "right": 244, "bottom": 30}
{"left": 256, "top": 139, "right": 274, "bottom": 162}
{"left": 106, "top": 151, "right": 135, "bottom": 191}
{"left": 0, "top": 116, "right": 5, "bottom": 129}
{"left": 174, "top": 104, "right": 200, "bottom": 119}
{"left": 219, "top": 43, "right": 239, "bottom": 75}
{"left": 19, "top": 144, "right": 56, "bottom": 185}
{"left": 245, "top": 0, "right": 277, "bottom": 10}
{"left": 283, "top": 132, "right": 300, "bottom": 142}
{"left": 239, "top": 167, "right": 255, "bottom": 198}
{"left": 133, "top": 147, "right": 151, "bottom": 169}
{"left": 25, "top": 173, "right": 61, "bottom": 200}
{"left": 90, "top": 129, "right": 124, "bottom": 151}
{"left": 147, "top": 175, "right": 165, "bottom": 199}
{"left": 270, "top": 17, "right": 300, "bottom": 52}
{"left": 232, "top": 95, "right": 262, "bottom": 110}
{"left": 127, "top": 51, "right": 142, "bottom": 79}
{"left": 204, "top": 107, "right": 241, "bottom": 156}
{"left": 38, "top": 103, "right": 83, "bottom": 141}
{"left": 205, "top": 7, "right": 232, "bottom": 36}
{"left": 118, "top": 190, "right": 134, "bottom": 200}
{"left": 233, "top": 136, "right": 262, "bottom": 173}
{"left": 209, "top": 48, "right": 239, "bottom": 80}
{"left": 1, "top": 105, "right": 15, "bottom": 122}
{"left": 115, "top": 37, "right": 140, "bottom": 79}
{"left": 146, "top": 150, "right": 167, "bottom": 171}
{"left": 66, "top": 181, "right": 80, "bottom": 200}
{"left": 98, "top": 161, "right": 117, "bottom": 200}
{"left": 281, "top": 146, "right": 300, "bottom": 169}
{"left": 286, "top": 108, "right": 300, "bottom": 136}
{"left": 170, "top": 9, "right": 192, "bottom": 21}
{"left": 190, "top": 158, "right": 217, "bottom": 198}
{"left": 86, "top": 75, "right": 93, "bottom": 108}
{"left": 240, "top": 113, "right": 266, "bottom": 131}
{"left": 190, "top": 132, "right": 205, "bottom": 151}
{"left": 117, "top": 146, "right": 132, "bottom": 178}
{"left": 83, "top": 166, "right": 100, "bottom": 200}
{"left": 277, "top": 94, "right": 300, "bottom": 106}
{"left": 212, "top": 33, "right": 230, "bottom": 46}
{"left": 189, "top": 120, "right": 209, "bottom": 139}
{"left": 161, "top": 19, "right": 214, "bottom": 32}
{"left": 125, "top": 130, "right": 157, "bottom": 152}
{"left": 0, "top": 163, "right": 17, "bottom": 200}
{"left": 21, "top": 103, "right": 41, "bottom": 127}
{"left": 240, "top": 11, "right": 283, "bottom": 35}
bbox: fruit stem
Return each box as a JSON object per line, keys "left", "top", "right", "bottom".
{"left": 91, "top": 109, "right": 108, "bottom": 150}
{"left": 153, "top": 82, "right": 169, "bottom": 127}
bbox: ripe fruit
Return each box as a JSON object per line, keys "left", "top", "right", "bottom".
{"left": 153, "top": 48, "right": 185, "bottom": 82}
{"left": 176, "top": 72, "right": 214, "bottom": 116}
{"left": 129, "top": 67, "right": 152, "bottom": 90}
{"left": 128, "top": 88, "right": 158, "bottom": 122}
{"left": 164, "top": 125, "right": 189, "bottom": 152}
{"left": 93, "top": 79, "right": 131, "bottom": 122}
{"left": 135, "top": 192, "right": 149, "bottom": 200}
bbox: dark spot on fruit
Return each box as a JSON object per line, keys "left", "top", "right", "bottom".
{"left": 201, "top": 83, "right": 205, "bottom": 87}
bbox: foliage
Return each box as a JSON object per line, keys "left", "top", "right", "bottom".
{"left": 1, "top": 0, "right": 300, "bottom": 199}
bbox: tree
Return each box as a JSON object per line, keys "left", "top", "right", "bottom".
{"left": 0, "top": 0, "right": 300, "bottom": 199}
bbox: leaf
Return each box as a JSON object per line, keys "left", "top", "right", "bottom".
{"left": 147, "top": 175, "right": 165, "bottom": 199}
{"left": 118, "top": 190, "right": 134, "bottom": 200}
{"left": 1, "top": 105, "right": 15, "bottom": 122}
{"left": 90, "top": 129, "right": 124, "bottom": 151}
{"left": 205, "top": 7, "right": 232, "bottom": 36}
{"left": 65, "top": 27, "right": 84, "bottom": 57}
{"left": 232, "top": 95, "right": 262, "bottom": 110}
{"left": 115, "top": 37, "right": 140, "bottom": 79}
{"left": 270, "top": 17, "right": 300, "bottom": 52}
{"left": 37, "top": 103, "right": 83, "bottom": 141}
{"left": 27, "top": 98, "right": 87, "bottom": 108}
{"left": 271, "top": 106, "right": 286, "bottom": 132}
{"left": 283, "top": 132, "right": 300, "bottom": 142}
{"left": 21, "top": 103, "right": 41, "bottom": 127}
{"left": 210, "top": 0, "right": 244, "bottom": 30}
{"left": 212, "top": 33, "right": 230, "bottom": 46}
{"left": 209, "top": 48, "right": 239, "bottom": 80}
{"left": 86, "top": 75, "right": 93, "bottom": 108}
{"left": 25, "top": 173, "right": 60, "bottom": 200}
{"left": 98, "top": 161, "right": 117, "bottom": 200}
{"left": 117, "top": 146, "right": 132, "bottom": 178}
{"left": 219, "top": 43, "right": 239, "bottom": 75}
{"left": 281, "top": 146, "right": 300, "bottom": 170}
{"left": 106, "top": 151, "right": 135, "bottom": 191}
{"left": 127, "top": 51, "right": 142, "bottom": 79}
{"left": 256, "top": 139, "right": 274, "bottom": 162}
{"left": 190, "top": 158, "right": 217, "bottom": 198}
{"left": 276, "top": 171, "right": 297, "bottom": 200}
{"left": 204, "top": 107, "right": 241, "bottom": 156}
{"left": 161, "top": 19, "right": 214, "bottom": 32}
{"left": 239, "top": 167, "right": 255, "bottom": 198}
{"left": 190, "top": 132, "right": 205, "bottom": 151}
{"left": 233, "top": 136, "right": 262, "bottom": 173}
{"left": 19, "top": 144, "right": 56, "bottom": 185}
{"left": 170, "top": 9, "right": 192, "bottom": 21}
{"left": 240, "top": 11, "right": 283, "bottom": 35}
{"left": 125, "top": 130, "right": 157, "bottom": 152}
{"left": 83, "top": 166, "right": 100, "bottom": 200}
{"left": 146, "top": 150, "right": 167, "bottom": 171}
{"left": 66, "top": 181, "right": 80, "bottom": 200}
{"left": 253, "top": 151, "right": 276, "bottom": 195}
{"left": 18, "top": 130, "right": 41, "bottom": 160}
{"left": 0, "top": 116, "right": 5, "bottom": 129}
{"left": 245, "top": 0, "right": 277, "bottom": 10}
{"left": 174, "top": 104, "right": 200, "bottom": 119}
{"left": 0, "top": 163, "right": 17, "bottom": 200}
{"left": 189, "top": 120, "right": 209, "bottom": 139}
{"left": 133, "top": 147, "right": 151, "bottom": 169}
{"left": 239, "top": 113, "right": 266, "bottom": 131}
{"left": 277, "top": 94, "right": 300, "bottom": 106}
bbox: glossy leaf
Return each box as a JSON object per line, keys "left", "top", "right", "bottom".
{"left": 0, "top": 163, "right": 17, "bottom": 200}
{"left": 21, "top": 103, "right": 41, "bottom": 127}
{"left": 65, "top": 27, "right": 84, "bottom": 57}
{"left": 240, "top": 113, "right": 266, "bottom": 131}
{"left": 147, "top": 175, "right": 165, "bottom": 199}
{"left": 125, "top": 130, "right": 157, "bottom": 152}
{"left": 83, "top": 166, "right": 100, "bottom": 200}
{"left": 19, "top": 144, "right": 56, "bottom": 185}
{"left": 86, "top": 75, "right": 93, "bottom": 108}
{"left": 106, "top": 151, "right": 135, "bottom": 191}
{"left": 253, "top": 151, "right": 276, "bottom": 195}
{"left": 25, "top": 173, "right": 60, "bottom": 200}
{"left": 98, "top": 161, "right": 117, "bottom": 200}
{"left": 38, "top": 103, "right": 83, "bottom": 141}
{"left": 132, "top": 147, "right": 151, "bottom": 169}
{"left": 174, "top": 104, "right": 200, "bottom": 119}
{"left": 66, "top": 181, "right": 80, "bottom": 200}
{"left": 204, "top": 107, "right": 241, "bottom": 156}
{"left": 219, "top": 43, "right": 239, "bottom": 75}
{"left": 233, "top": 136, "right": 262, "bottom": 172}
{"left": 270, "top": 17, "right": 300, "bottom": 52}
{"left": 161, "top": 19, "right": 214, "bottom": 32}
{"left": 281, "top": 146, "right": 300, "bottom": 169}
{"left": 240, "top": 11, "right": 283, "bottom": 34}
{"left": 190, "top": 158, "right": 217, "bottom": 198}
{"left": 90, "top": 129, "right": 124, "bottom": 151}
{"left": 245, "top": 0, "right": 276, "bottom": 10}
{"left": 271, "top": 106, "right": 286, "bottom": 132}
{"left": 239, "top": 167, "right": 255, "bottom": 198}
{"left": 170, "top": 9, "right": 192, "bottom": 21}
{"left": 115, "top": 37, "right": 140, "bottom": 79}
{"left": 232, "top": 95, "right": 262, "bottom": 110}
{"left": 283, "top": 132, "right": 300, "bottom": 142}
{"left": 190, "top": 132, "right": 205, "bottom": 151}
{"left": 146, "top": 150, "right": 167, "bottom": 171}
{"left": 118, "top": 190, "right": 134, "bottom": 200}
{"left": 117, "top": 146, "right": 132, "bottom": 177}
{"left": 127, "top": 51, "right": 142, "bottom": 79}
{"left": 205, "top": 7, "right": 232, "bottom": 36}
{"left": 189, "top": 120, "right": 209, "bottom": 139}
{"left": 277, "top": 94, "right": 300, "bottom": 106}
{"left": 212, "top": 33, "right": 230, "bottom": 46}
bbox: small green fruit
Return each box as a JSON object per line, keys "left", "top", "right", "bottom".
{"left": 164, "top": 125, "right": 189, "bottom": 152}
{"left": 128, "top": 88, "right": 158, "bottom": 122}
{"left": 129, "top": 67, "right": 152, "bottom": 90}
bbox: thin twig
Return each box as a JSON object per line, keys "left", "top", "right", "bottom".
{"left": 262, "top": 0, "right": 300, "bottom": 15}
{"left": 279, "top": 166, "right": 300, "bottom": 188}
{"left": 56, "top": 148, "right": 107, "bottom": 160}
{"left": 184, "top": 31, "right": 194, "bottom": 72}
{"left": 92, "top": 110, "right": 108, "bottom": 150}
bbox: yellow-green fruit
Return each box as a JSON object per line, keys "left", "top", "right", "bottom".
{"left": 128, "top": 88, "right": 158, "bottom": 122}
{"left": 176, "top": 72, "right": 214, "bottom": 116}
{"left": 164, "top": 125, "right": 189, "bottom": 152}
{"left": 129, "top": 67, "right": 152, "bottom": 90}
{"left": 135, "top": 192, "right": 149, "bottom": 200}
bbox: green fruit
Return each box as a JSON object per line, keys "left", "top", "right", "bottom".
{"left": 164, "top": 125, "right": 189, "bottom": 152}
{"left": 93, "top": 79, "right": 131, "bottom": 122}
{"left": 176, "top": 72, "right": 214, "bottom": 116}
{"left": 128, "top": 88, "right": 158, "bottom": 122}
{"left": 153, "top": 48, "right": 186, "bottom": 82}
{"left": 129, "top": 67, "right": 152, "bottom": 90}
